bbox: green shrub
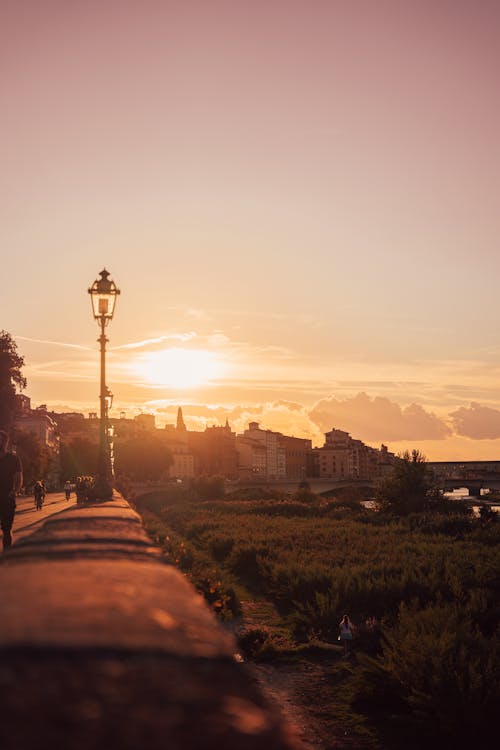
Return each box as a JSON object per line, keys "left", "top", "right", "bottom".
{"left": 226, "top": 487, "right": 289, "bottom": 501}
{"left": 351, "top": 602, "right": 500, "bottom": 747}
{"left": 237, "top": 627, "right": 293, "bottom": 661}
{"left": 478, "top": 504, "right": 498, "bottom": 523}
{"left": 191, "top": 475, "right": 225, "bottom": 500}
{"left": 193, "top": 574, "right": 240, "bottom": 620}
{"left": 377, "top": 450, "right": 445, "bottom": 515}
{"left": 237, "top": 628, "right": 270, "bottom": 659}
{"left": 407, "top": 512, "right": 473, "bottom": 536}
{"left": 227, "top": 544, "right": 268, "bottom": 588}
{"left": 291, "top": 590, "right": 340, "bottom": 642}
{"left": 208, "top": 535, "right": 234, "bottom": 562}
{"left": 137, "top": 495, "right": 500, "bottom": 746}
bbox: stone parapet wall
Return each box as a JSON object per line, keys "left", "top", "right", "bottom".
{"left": 0, "top": 495, "right": 297, "bottom": 749}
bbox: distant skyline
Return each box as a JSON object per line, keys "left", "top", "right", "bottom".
{"left": 2, "top": 1, "right": 500, "bottom": 459}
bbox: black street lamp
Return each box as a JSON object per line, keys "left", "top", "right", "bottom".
{"left": 88, "top": 269, "right": 120, "bottom": 500}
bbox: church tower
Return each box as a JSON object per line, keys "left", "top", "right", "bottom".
{"left": 176, "top": 406, "right": 187, "bottom": 432}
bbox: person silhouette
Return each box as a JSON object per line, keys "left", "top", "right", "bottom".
{"left": 0, "top": 430, "right": 23, "bottom": 551}
{"left": 339, "top": 614, "right": 354, "bottom": 656}
{"left": 34, "top": 480, "right": 45, "bottom": 509}
{"left": 64, "top": 480, "right": 72, "bottom": 500}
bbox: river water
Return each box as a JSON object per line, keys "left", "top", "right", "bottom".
{"left": 362, "top": 488, "right": 499, "bottom": 515}
{"left": 444, "top": 487, "right": 500, "bottom": 516}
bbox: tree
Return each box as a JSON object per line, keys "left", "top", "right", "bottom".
{"left": 13, "top": 430, "right": 48, "bottom": 487}
{"left": 295, "top": 480, "right": 317, "bottom": 503}
{"left": 60, "top": 437, "right": 100, "bottom": 480}
{"left": 0, "top": 331, "right": 27, "bottom": 429}
{"left": 376, "top": 449, "right": 443, "bottom": 515}
{"left": 191, "top": 475, "right": 225, "bottom": 500}
{"left": 114, "top": 434, "right": 172, "bottom": 481}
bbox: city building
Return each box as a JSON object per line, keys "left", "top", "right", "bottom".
{"left": 235, "top": 436, "right": 267, "bottom": 480}
{"left": 169, "top": 452, "right": 195, "bottom": 479}
{"left": 311, "top": 428, "right": 396, "bottom": 480}
{"left": 278, "top": 433, "right": 312, "bottom": 480}
{"left": 163, "top": 408, "right": 194, "bottom": 479}
{"left": 15, "top": 402, "right": 59, "bottom": 453}
{"left": 16, "top": 395, "right": 396, "bottom": 487}
{"left": 134, "top": 413, "right": 156, "bottom": 431}
{"left": 14, "top": 399, "right": 60, "bottom": 486}
{"left": 189, "top": 420, "right": 238, "bottom": 479}
{"left": 242, "top": 422, "right": 286, "bottom": 480}
{"left": 112, "top": 413, "right": 156, "bottom": 441}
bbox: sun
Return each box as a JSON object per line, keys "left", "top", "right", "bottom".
{"left": 134, "top": 347, "right": 224, "bottom": 389}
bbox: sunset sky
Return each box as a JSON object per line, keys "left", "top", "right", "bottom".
{"left": 2, "top": 0, "right": 500, "bottom": 459}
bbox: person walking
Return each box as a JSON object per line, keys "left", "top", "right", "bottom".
{"left": 339, "top": 614, "right": 354, "bottom": 656}
{"left": 64, "top": 479, "right": 72, "bottom": 500}
{"left": 0, "top": 430, "right": 23, "bottom": 551}
{"left": 33, "top": 480, "right": 45, "bottom": 510}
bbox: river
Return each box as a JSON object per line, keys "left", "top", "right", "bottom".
{"left": 444, "top": 487, "right": 500, "bottom": 516}
{"left": 362, "top": 488, "right": 500, "bottom": 516}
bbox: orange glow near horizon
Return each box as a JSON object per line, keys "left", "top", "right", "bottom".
{"left": 132, "top": 348, "right": 226, "bottom": 389}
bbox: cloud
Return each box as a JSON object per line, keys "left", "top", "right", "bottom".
{"left": 450, "top": 402, "right": 500, "bottom": 439}
{"left": 273, "top": 400, "right": 304, "bottom": 412}
{"left": 111, "top": 332, "right": 196, "bottom": 350}
{"left": 16, "top": 336, "right": 92, "bottom": 351}
{"left": 169, "top": 304, "right": 322, "bottom": 327}
{"left": 147, "top": 400, "right": 324, "bottom": 443}
{"left": 309, "top": 392, "right": 451, "bottom": 442}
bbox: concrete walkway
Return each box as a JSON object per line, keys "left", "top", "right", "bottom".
{"left": 12, "top": 491, "right": 78, "bottom": 543}
{"left": 0, "top": 495, "right": 297, "bottom": 749}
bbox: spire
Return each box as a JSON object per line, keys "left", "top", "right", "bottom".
{"left": 225, "top": 417, "right": 230, "bottom": 431}
{"left": 176, "top": 407, "right": 186, "bottom": 432}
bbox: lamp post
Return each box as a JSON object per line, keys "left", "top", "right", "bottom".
{"left": 88, "top": 269, "right": 120, "bottom": 500}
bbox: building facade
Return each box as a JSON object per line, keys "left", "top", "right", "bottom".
{"left": 14, "top": 400, "right": 61, "bottom": 486}
{"left": 242, "top": 422, "right": 286, "bottom": 480}
{"left": 235, "top": 436, "right": 267, "bottom": 480}
{"left": 189, "top": 421, "right": 238, "bottom": 479}
{"left": 310, "top": 428, "right": 396, "bottom": 480}
{"left": 278, "top": 433, "right": 312, "bottom": 480}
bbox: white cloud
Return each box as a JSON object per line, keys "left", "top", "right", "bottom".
{"left": 450, "top": 402, "right": 500, "bottom": 439}
{"left": 111, "top": 332, "right": 196, "bottom": 350}
{"left": 309, "top": 392, "right": 451, "bottom": 442}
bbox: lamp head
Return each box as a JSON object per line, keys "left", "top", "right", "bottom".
{"left": 88, "top": 269, "right": 120, "bottom": 325}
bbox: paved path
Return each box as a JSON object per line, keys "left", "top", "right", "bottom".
{"left": 11, "top": 491, "right": 77, "bottom": 545}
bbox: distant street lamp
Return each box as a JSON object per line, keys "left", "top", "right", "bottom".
{"left": 88, "top": 269, "right": 120, "bottom": 500}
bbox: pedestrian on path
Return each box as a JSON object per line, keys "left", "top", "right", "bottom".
{"left": 33, "top": 480, "right": 45, "bottom": 510}
{"left": 338, "top": 614, "right": 354, "bottom": 656}
{"left": 0, "top": 430, "right": 23, "bottom": 551}
{"left": 64, "top": 479, "right": 72, "bottom": 500}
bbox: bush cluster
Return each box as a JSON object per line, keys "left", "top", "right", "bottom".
{"left": 138, "top": 497, "right": 499, "bottom": 747}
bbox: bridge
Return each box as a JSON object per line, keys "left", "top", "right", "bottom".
{"left": 127, "top": 477, "right": 375, "bottom": 499}
{"left": 230, "top": 478, "right": 375, "bottom": 495}
{"left": 428, "top": 461, "right": 500, "bottom": 495}
{"left": 127, "top": 460, "right": 500, "bottom": 501}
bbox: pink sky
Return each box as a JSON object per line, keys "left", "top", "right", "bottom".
{"left": 1, "top": 1, "right": 500, "bottom": 459}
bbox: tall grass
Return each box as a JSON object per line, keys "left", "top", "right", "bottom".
{"left": 136, "top": 495, "right": 499, "bottom": 748}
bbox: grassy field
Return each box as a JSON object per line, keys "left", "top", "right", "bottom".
{"left": 136, "top": 492, "right": 499, "bottom": 749}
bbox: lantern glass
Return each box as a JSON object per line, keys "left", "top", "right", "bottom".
{"left": 104, "top": 389, "right": 113, "bottom": 410}
{"left": 88, "top": 269, "right": 120, "bottom": 324}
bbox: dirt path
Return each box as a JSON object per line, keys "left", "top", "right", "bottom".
{"left": 248, "top": 659, "right": 337, "bottom": 749}
{"left": 236, "top": 600, "right": 374, "bottom": 750}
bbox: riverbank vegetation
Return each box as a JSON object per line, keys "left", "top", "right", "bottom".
{"left": 135, "top": 485, "right": 499, "bottom": 749}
